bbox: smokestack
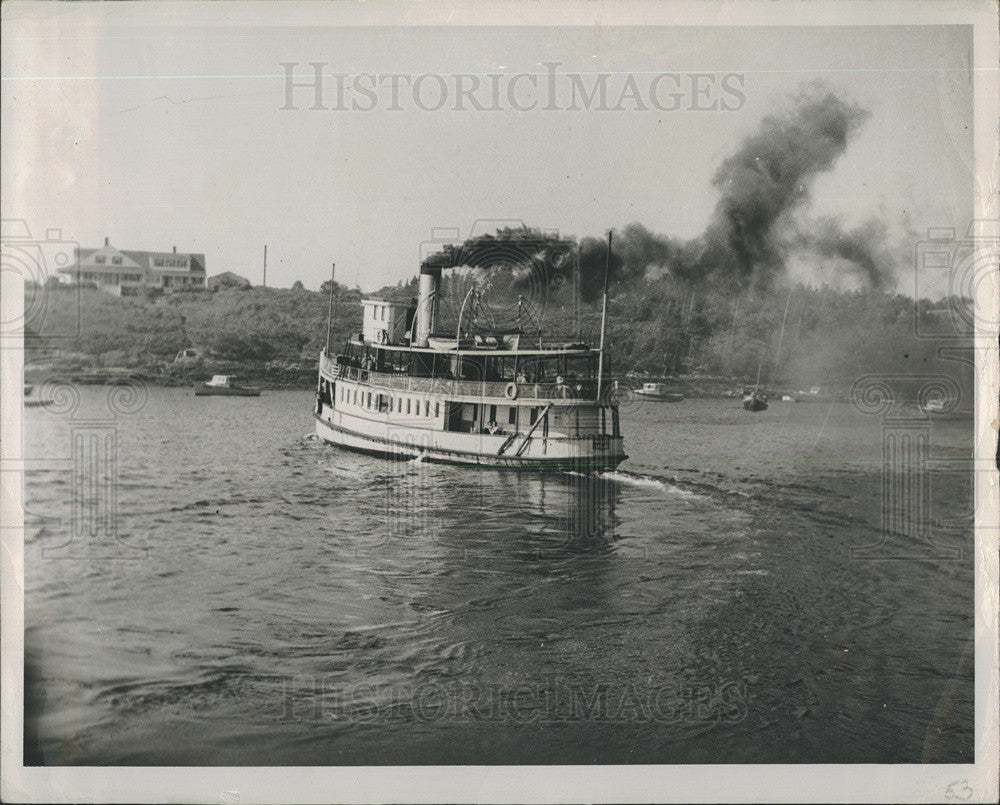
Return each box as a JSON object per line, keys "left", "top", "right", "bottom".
{"left": 172, "top": 246, "right": 177, "bottom": 254}
{"left": 415, "top": 264, "right": 441, "bottom": 347}
{"left": 104, "top": 237, "right": 109, "bottom": 246}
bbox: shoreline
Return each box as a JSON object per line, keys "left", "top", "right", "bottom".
{"left": 24, "top": 362, "right": 845, "bottom": 400}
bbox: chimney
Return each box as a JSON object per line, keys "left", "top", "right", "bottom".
{"left": 104, "top": 237, "right": 109, "bottom": 246}
{"left": 172, "top": 245, "right": 177, "bottom": 253}
{"left": 415, "top": 263, "right": 441, "bottom": 347}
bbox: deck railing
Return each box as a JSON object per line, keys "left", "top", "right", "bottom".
{"left": 322, "top": 353, "right": 598, "bottom": 401}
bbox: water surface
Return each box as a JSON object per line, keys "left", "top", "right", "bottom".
{"left": 23, "top": 388, "right": 974, "bottom": 764}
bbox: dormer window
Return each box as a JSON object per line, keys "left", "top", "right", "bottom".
{"left": 95, "top": 256, "right": 106, "bottom": 264}
{"left": 112, "top": 256, "right": 122, "bottom": 265}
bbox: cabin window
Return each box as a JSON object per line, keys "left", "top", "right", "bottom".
{"left": 508, "top": 407, "right": 517, "bottom": 425}
{"left": 424, "top": 400, "right": 430, "bottom": 417}
{"left": 611, "top": 408, "right": 620, "bottom": 437}
{"left": 601, "top": 407, "right": 607, "bottom": 435}
{"left": 578, "top": 407, "right": 600, "bottom": 435}
{"left": 530, "top": 407, "right": 538, "bottom": 425}
{"left": 353, "top": 389, "right": 357, "bottom": 405}
{"left": 435, "top": 402, "right": 440, "bottom": 418}
{"left": 489, "top": 404, "right": 497, "bottom": 423}
{"left": 406, "top": 398, "right": 411, "bottom": 415}
{"left": 389, "top": 396, "right": 394, "bottom": 412}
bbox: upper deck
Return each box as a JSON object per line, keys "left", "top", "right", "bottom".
{"left": 331, "top": 290, "right": 607, "bottom": 402}
{"left": 322, "top": 345, "right": 603, "bottom": 402}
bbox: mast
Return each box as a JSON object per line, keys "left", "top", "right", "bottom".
{"left": 596, "top": 231, "right": 612, "bottom": 401}
{"left": 773, "top": 287, "right": 793, "bottom": 384}
{"left": 325, "top": 262, "right": 336, "bottom": 355}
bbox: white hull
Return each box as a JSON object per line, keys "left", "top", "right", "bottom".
{"left": 314, "top": 408, "right": 626, "bottom": 470}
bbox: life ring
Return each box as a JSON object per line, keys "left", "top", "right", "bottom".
{"left": 505, "top": 382, "right": 518, "bottom": 400}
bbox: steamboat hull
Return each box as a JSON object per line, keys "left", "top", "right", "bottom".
{"left": 315, "top": 415, "right": 624, "bottom": 471}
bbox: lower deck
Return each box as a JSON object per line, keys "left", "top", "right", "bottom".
{"left": 315, "top": 373, "right": 626, "bottom": 468}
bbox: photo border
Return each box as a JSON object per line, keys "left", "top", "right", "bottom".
{"left": 2, "top": 1, "right": 997, "bottom": 802}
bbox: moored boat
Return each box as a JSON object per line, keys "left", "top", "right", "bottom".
{"left": 194, "top": 375, "right": 261, "bottom": 397}
{"left": 314, "top": 248, "right": 627, "bottom": 471}
{"left": 919, "top": 398, "right": 973, "bottom": 420}
{"left": 632, "top": 382, "right": 684, "bottom": 402}
{"left": 742, "top": 388, "right": 768, "bottom": 412}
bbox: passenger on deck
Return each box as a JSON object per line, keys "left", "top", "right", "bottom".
{"left": 486, "top": 420, "right": 500, "bottom": 435}
{"left": 556, "top": 375, "right": 570, "bottom": 399}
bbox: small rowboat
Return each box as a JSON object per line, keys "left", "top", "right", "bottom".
{"left": 742, "top": 390, "right": 768, "bottom": 412}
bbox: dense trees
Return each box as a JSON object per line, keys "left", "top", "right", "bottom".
{"left": 29, "top": 278, "right": 972, "bottom": 398}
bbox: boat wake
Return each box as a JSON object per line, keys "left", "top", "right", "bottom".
{"left": 601, "top": 470, "right": 705, "bottom": 500}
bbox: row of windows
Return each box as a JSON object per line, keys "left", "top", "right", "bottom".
{"left": 322, "top": 381, "right": 619, "bottom": 437}
{"left": 162, "top": 276, "right": 202, "bottom": 287}
{"left": 93, "top": 255, "right": 189, "bottom": 268}
{"left": 79, "top": 271, "right": 142, "bottom": 283}
{"left": 339, "top": 384, "right": 440, "bottom": 418}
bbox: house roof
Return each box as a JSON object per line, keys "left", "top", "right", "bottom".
{"left": 66, "top": 241, "right": 206, "bottom": 275}
{"left": 68, "top": 243, "right": 143, "bottom": 272}
{"left": 122, "top": 250, "right": 207, "bottom": 274}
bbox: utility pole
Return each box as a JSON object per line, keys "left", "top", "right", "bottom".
{"left": 263, "top": 244, "right": 267, "bottom": 288}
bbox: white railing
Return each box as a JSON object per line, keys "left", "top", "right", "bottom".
{"left": 321, "top": 353, "right": 597, "bottom": 401}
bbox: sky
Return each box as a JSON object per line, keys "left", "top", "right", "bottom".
{"left": 2, "top": 3, "right": 976, "bottom": 294}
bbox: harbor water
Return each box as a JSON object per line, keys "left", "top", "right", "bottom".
{"left": 23, "top": 387, "right": 974, "bottom": 764}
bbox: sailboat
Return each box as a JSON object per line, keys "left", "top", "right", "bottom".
{"left": 742, "top": 288, "right": 795, "bottom": 413}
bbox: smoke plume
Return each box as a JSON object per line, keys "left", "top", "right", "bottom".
{"left": 614, "top": 83, "right": 893, "bottom": 289}
{"left": 422, "top": 83, "right": 894, "bottom": 300}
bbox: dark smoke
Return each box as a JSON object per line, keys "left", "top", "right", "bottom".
{"left": 614, "top": 84, "right": 889, "bottom": 289}
{"left": 795, "top": 217, "right": 896, "bottom": 289}
{"left": 422, "top": 227, "right": 622, "bottom": 303}
{"left": 423, "top": 84, "right": 891, "bottom": 297}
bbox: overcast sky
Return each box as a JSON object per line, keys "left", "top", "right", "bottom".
{"left": 2, "top": 4, "right": 975, "bottom": 293}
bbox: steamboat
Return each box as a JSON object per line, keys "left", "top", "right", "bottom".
{"left": 314, "top": 256, "right": 627, "bottom": 470}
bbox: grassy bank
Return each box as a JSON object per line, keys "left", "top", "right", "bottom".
{"left": 24, "top": 281, "right": 973, "bottom": 399}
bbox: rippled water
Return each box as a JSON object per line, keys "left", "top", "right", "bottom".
{"left": 23, "top": 387, "right": 974, "bottom": 764}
